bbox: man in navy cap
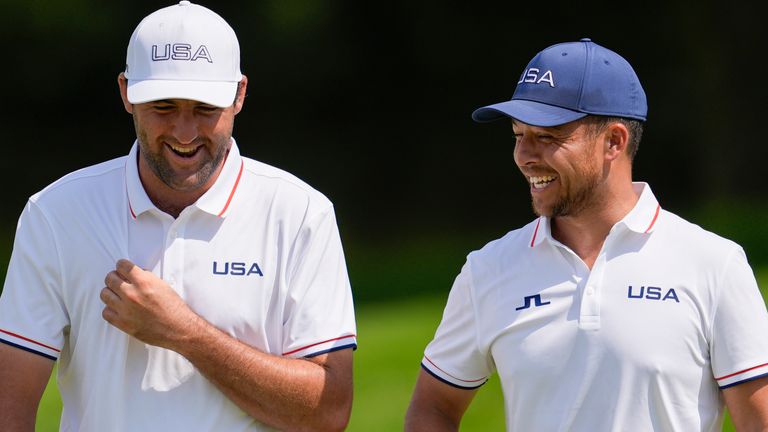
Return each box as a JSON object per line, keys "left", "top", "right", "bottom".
{"left": 405, "top": 39, "right": 768, "bottom": 431}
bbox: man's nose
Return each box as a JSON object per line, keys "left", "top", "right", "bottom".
{"left": 514, "top": 134, "right": 539, "bottom": 166}
{"left": 173, "top": 110, "right": 198, "bottom": 144}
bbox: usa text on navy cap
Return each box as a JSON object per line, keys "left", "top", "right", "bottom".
{"left": 472, "top": 38, "right": 647, "bottom": 127}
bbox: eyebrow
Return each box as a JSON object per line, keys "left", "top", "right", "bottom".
{"left": 511, "top": 120, "right": 567, "bottom": 132}
{"left": 151, "top": 99, "right": 217, "bottom": 109}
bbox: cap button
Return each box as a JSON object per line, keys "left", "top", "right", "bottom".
{"left": 179, "top": 0, "right": 191, "bottom": 5}
{"left": 580, "top": 38, "right": 592, "bottom": 42}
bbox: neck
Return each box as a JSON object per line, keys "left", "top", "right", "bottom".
{"left": 551, "top": 181, "right": 639, "bottom": 268}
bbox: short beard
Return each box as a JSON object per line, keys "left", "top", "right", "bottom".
{"left": 549, "top": 175, "right": 600, "bottom": 217}
{"left": 532, "top": 166, "right": 602, "bottom": 218}
{"left": 134, "top": 116, "right": 230, "bottom": 192}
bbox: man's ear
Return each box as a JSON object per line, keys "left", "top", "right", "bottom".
{"left": 117, "top": 73, "right": 133, "bottom": 114}
{"left": 604, "top": 122, "right": 629, "bottom": 161}
{"left": 232, "top": 75, "right": 248, "bottom": 115}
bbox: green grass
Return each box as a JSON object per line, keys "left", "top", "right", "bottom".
{"left": 37, "top": 371, "right": 62, "bottom": 432}
{"left": 348, "top": 295, "right": 506, "bottom": 431}
{"left": 35, "top": 268, "right": 768, "bottom": 431}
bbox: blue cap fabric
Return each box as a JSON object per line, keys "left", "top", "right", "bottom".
{"left": 472, "top": 39, "right": 647, "bottom": 126}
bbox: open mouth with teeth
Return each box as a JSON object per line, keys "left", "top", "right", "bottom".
{"left": 168, "top": 144, "right": 201, "bottom": 158}
{"left": 529, "top": 175, "right": 557, "bottom": 189}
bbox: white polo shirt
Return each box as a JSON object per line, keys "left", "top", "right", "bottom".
{"left": 422, "top": 183, "right": 768, "bottom": 431}
{"left": 0, "top": 140, "right": 357, "bottom": 432}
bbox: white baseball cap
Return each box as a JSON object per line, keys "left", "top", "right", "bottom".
{"left": 124, "top": 1, "right": 242, "bottom": 108}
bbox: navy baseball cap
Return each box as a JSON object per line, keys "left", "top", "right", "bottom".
{"left": 472, "top": 38, "right": 647, "bottom": 127}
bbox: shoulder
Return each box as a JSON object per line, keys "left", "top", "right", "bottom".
{"left": 466, "top": 219, "right": 541, "bottom": 272}
{"left": 29, "top": 156, "right": 127, "bottom": 208}
{"left": 655, "top": 209, "right": 744, "bottom": 258}
{"left": 239, "top": 156, "right": 334, "bottom": 215}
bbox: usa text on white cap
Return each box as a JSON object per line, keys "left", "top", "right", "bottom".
{"left": 124, "top": 1, "right": 242, "bottom": 108}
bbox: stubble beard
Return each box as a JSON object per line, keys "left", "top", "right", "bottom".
{"left": 134, "top": 116, "right": 230, "bottom": 192}
{"left": 532, "top": 165, "right": 602, "bottom": 218}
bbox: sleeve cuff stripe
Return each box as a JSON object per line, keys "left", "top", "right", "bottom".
{"left": 0, "top": 329, "right": 60, "bottom": 353}
{"left": 715, "top": 362, "right": 768, "bottom": 381}
{"left": 719, "top": 371, "right": 768, "bottom": 390}
{"left": 282, "top": 334, "right": 356, "bottom": 356}
{"left": 421, "top": 364, "right": 486, "bottom": 390}
{"left": 305, "top": 343, "right": 357, "bottom": 358}
{"left": 0, "top": 339, "right": 57, "bottom": 361}
{"left": 423, "top": 355, "right": 487, "bottom": 383}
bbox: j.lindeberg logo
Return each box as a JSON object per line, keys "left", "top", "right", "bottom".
{"left": 515, "top": 294, "right": 551, "bottom": 311}
{"left": 517, "top": 67, "right": 555, "bottom": 87}
{"left": 152, "top": 43, "right": 213, "bottom": 62}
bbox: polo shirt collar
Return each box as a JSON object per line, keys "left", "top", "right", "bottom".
{"left": 619, "top": 182, "right": 661, "bottom": 234}
{"left": 194, "top": 139, "right": 244, "bottom": 217}
{"left": 528, "top": 182, "right": 661, "bottom": 248}
{"left": 125, "top": 138, "right": 245, "bottom": 219}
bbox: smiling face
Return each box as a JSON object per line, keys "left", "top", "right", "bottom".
{"left": 512, "top": 119, "right": 607, "bottom": 218}
{"left": 131, "top": 98, "right": 233, "bottom": 193}
{"left": 118, "top": 73, "right": 247, "bottom": 215}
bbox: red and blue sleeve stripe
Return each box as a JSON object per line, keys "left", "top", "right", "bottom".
{"left": 0, "top": 328, "right": 60, "bottom": 361}
{"left": 716, "top": 362, "right": 768, "bottom": 389}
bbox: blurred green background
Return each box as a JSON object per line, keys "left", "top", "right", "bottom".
{"left": 2, "top": 0, "right": 767, "bottom": 430}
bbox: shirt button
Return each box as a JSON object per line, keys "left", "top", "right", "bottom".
{"left": 585, "top": 286, "right": 595, "bottom": 296}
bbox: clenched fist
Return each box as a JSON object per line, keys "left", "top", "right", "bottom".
{"left": 100, "top": 259, "right": 200, "bottom": 349}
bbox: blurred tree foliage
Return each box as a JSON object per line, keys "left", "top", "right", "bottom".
{"left": 1, "top": 0, "right": 766, "bottom": 274}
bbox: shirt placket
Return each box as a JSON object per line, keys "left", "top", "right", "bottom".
{"left": 552, "top": 239, "right": 607, "bottom": 331}
{"left": 578, "top": 253, "right": 605, "bottom": 331}
{"left": 162, "top": 216, "right": 187, "bottom": 297}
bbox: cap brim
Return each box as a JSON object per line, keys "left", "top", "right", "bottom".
{"left": 471, "top": 99, "right": 587, "bottom": 127}
{"left": 127, "top": 79, "right": 238, "bottom": 108}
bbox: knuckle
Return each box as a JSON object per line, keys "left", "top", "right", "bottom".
{"left": 123, "top": 289, "right": 145, "bottom": 305}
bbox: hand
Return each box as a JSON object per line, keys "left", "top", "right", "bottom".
{"left": 101, "top": 259, "right": 197, "bottom": 349}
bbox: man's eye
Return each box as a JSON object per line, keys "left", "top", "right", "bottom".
{"left": 153, "top": 105, "right": 174, "bottom": 111}
{"left": 538, "top": 135, "right": 558, "bottom": 143}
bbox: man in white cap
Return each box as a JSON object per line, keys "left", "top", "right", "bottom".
{"left": 405, "top": 39, "right": 768, "bottom": 431}
{"left": 0, "top": 2, "right": 356, "bottom": 431}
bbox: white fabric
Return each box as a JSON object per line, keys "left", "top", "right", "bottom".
{"left": 0, "top": 139, "right": 357, "bottom": 432}
{"left": 422, "top": 183, "right": 768, "bottom": 432}
{"left": 125, "top": 1, "right": 242, "bottom": 107}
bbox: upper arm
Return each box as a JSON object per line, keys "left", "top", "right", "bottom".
{"left": 404, "top": 368, "right": 478, "bottom": 432}
{"left": 0, "top": 343, "right": 55, "bottom": 430}
{"left": 723, "top": 376, "right": 768, "bottom": 431}
{"left": 305, "top": 348, "right": 354, "bottom": 408}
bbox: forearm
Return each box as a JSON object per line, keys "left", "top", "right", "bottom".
{"left": 170, "top": 314, "right": 349, "bottom": 431}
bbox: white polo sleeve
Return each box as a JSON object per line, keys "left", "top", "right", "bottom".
{"left": 0, "top": 200, "right": 68, "bottom": 361}
{"left": 281, "top": 206, "right": 357, "bottom": 358}
{"left": 421, "top": 261, "right": 491, "bottom": 389}
{"left": 711, "top": 247, "right": 768, "bottom": 389}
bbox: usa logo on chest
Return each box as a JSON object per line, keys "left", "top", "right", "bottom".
{"left": 212, "top": 261, "right": 264, "bottom": 276}
{"left": 627, "top": 285, "right": 680, "bottom": 303}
